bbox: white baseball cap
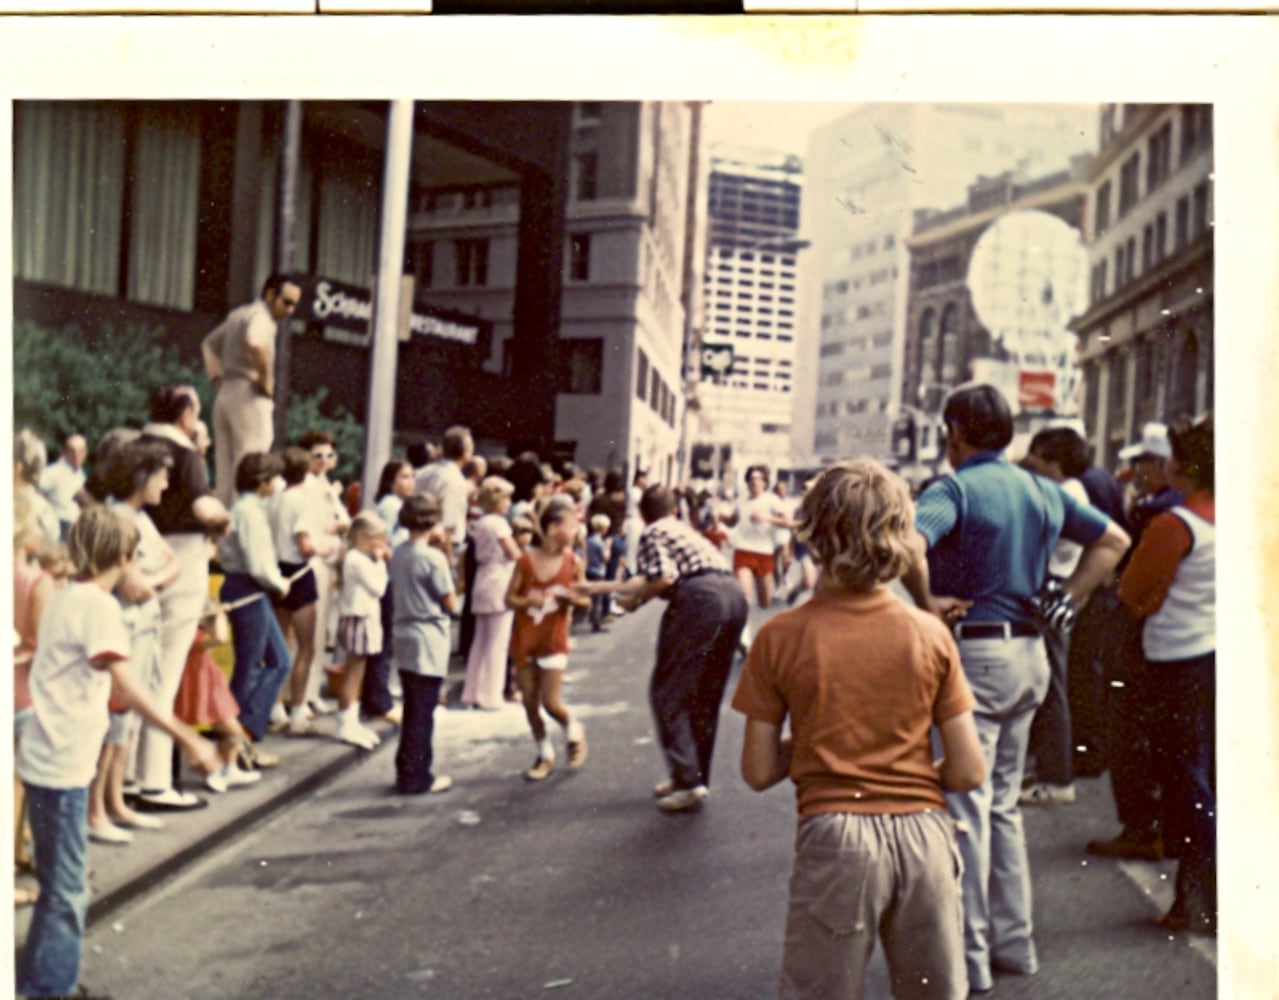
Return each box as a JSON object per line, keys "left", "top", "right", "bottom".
{"left": 1119, "top": 422, "right": 1172, "bottom": 462}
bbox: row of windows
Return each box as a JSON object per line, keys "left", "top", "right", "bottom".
{"left": 635, "top": 348, "right": 677, "bottom": 428}
{"left": 1094, "top": 106, "right": 1212, "bottom": 236}
{"left": 1089, "top": 180, "right": 1211, "bottom": 305}
{"left": 409, "top": 232, "right": 594, "bottom": 290}
{"left": 849, "top": 234, "right": 895, "bottom": 261}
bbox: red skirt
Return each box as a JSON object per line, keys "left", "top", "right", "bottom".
{"left": 174, "top": 628, "right": 241, "bottom": 726}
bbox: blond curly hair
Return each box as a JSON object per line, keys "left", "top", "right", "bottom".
{"left": 795, "top": 457, "right": 915, "bottom": 592}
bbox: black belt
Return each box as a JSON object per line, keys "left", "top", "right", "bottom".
{"left": 953, "top": 622, "right": 1040, "bottom": 640}
{"left": 676, "top": 567, "right": 730, "bottom": 587}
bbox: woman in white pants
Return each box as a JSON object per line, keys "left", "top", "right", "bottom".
{"left": 132, "top": 385, "right": 230, "bottom": 811}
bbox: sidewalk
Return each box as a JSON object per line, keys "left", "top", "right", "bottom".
{"left": 12, "top": 605, "right": 631, "bottom": 951}
{"left": 12, "top": 677, "right": 435, "bottom": 950}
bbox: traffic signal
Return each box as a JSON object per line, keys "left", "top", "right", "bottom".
{"left": 891, "top": 413, "right": 916, "bottom": 464}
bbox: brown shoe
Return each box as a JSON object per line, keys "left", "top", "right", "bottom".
{"left": 524, "top": 757, "right": 554, "bottom": 781}
{"left": 1086, "top": 828, "right": 1163, "bottom": 861}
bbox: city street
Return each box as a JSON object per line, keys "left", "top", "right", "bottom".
{"left": 72, "top": 595, "right": 1216, "bottom": 999}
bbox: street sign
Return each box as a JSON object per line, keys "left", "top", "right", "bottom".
{"left": 1018, "top": 370, "right": 1057, "bottom": 411}
{"left": 700, "top": 342, "right": 735, "bottom": 379}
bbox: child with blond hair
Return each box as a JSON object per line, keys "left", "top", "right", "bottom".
{"left": 334, "top": 510, "right": 391, "bottom": 749}
{"left": 17, "top": 506, "right": 218, "bottom": 998}
{"left": 732, "top": 458, "right": 986, "bottom": 999}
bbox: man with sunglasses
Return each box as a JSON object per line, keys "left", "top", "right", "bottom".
{"left": 902, "top": 383, "right": 1130, "bottom": 994}
{"left": 203, "top": 273, "right": 302, "bottom": 506}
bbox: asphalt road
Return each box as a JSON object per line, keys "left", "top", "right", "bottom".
{"left": 78, "top": 596, "right": 1217, "bottom": 999}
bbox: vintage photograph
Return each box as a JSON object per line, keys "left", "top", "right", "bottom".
{"left": 4, "top": 15, "right": 1274, "bottom": 999}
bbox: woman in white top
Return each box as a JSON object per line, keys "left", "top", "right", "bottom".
{"left": 720, "top": 464, "right": 789, "bottom": 610}
{"left": 461, "top": 477, "right": 521, "bottom": 710}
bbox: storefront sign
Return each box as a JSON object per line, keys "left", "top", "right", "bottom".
{"left": 298, "top": 275, "right": 481, "bottom": 347}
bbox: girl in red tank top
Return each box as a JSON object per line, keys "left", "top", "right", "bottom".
{"left": 506, "top": 497, "right": 590, "bottom": 781}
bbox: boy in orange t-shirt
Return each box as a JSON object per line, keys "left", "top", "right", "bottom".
{"left": 732, "top": 458, "right": 985, "bottom": 999}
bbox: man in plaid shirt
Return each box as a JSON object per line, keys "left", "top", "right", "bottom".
{"left": 578, "top": 485, "right": 748, "bottom": 812}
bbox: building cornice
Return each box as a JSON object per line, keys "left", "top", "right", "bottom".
{"left": 905, "top": 182, "right": 1088, "bottom": 249}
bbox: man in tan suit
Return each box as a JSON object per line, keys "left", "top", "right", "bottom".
{"left": 202, "top": 274, "right": 301, "bottom": 505}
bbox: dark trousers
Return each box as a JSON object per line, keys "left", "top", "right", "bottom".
{"left": 650, "top": 574, "right": 748, "bottom": 791}
{"left": 1066, "top": 586, "right": 1112, "bottom": 775}
{"left": 360, "top": 584, "right": 395, "bottom": 717}
{"left": 1104, "top": 609, "right": 1162, "bottom": 835}
{"left": 1149, "top": 652, "right": 1216, "bottom": 915}
{"left": 1027, "top": 622, "right": 1073, "bottom": 785}
{"left": 396, "top": 671, "right": 443, "bottom": 794}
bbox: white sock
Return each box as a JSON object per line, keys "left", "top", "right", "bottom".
{"left": 290, "top": 704, "right": 308, "bottom": 725}
{"left": 539, "top": 738, "right": 555, "bottom": 762}
{"left": 341, "top": 704, "right": 360, "bottom": 727}
{"left": 566, "top": 719, "right": 584, "bottom": 744}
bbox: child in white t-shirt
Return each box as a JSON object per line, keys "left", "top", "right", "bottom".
{"left": 17, "top": 506, "right": 218, "bottom": 999}
{"left": 334, "top": 511, "right": 390, "bottom": 749}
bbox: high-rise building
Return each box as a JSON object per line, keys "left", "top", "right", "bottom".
{"left": 1071, "top": 103, "right": 1213, "bottom": 469}
{"left": 694, "top": 146, "right": 804, "bottom": 485}
{"left": 407, "top": 100, "right": 702, "bottom": 481}
{"left": 795, "top": 103, "right": 1098, "bottom": 466}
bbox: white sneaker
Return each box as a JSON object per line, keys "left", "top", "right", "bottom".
{"left": 1019, "top": 782, "right": 1076, "bottom": 805}
{"left": 206, "top": 769, "right": 228, "bottom": 794}
{"left": 335, "top": 720, "right": 379, "bottom": 750}
{"left": 222, "top": 764, "right": 263, "bottom": 789}
{"left": 656, "top": 785, "right": 710, "bottom": 813}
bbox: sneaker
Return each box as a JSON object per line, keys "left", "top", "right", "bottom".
{"left": 524, "top": 757, "right": 555, "bottom": 781}
{"left": 288, "top": 714, "right": 315, "bottom": 737}
{"left": 334, "top": 720, "right": 379, "bottom": 750}
{"left": 222, "top": 764, "right": 263, "bottom": 789}
{"left": 656, "top": 785, "right": 709, "bottom": 813}
{"left": 1019, "top": 782, "right": 1076, "bottom": 805}
{"left": 568, "top": 736, "right": 588, "bottom": 768}
{"left": 308, "top": 697, "right": 338, "bottom": 716}
{"left": 135, "top": 788, "right": 208, "bottom": 812}
{"left": 653, "top": 779, "right": 675, "bottom": 798}
{"left": 206, "top": 769, "right": 229, "bottom": 794}
{"left": 1086, "top": 828, "right": 1164, "bottom": 861}
{"left": 88, "top": 822, "right": 134, "bottom": 846}
{"left": 428, "top": 775, "right": 453, "bottom": 794}
{"left": 236, "top": 743, "right": 280, "bottom": 771}
{"left": 383, "top": 704, "right": 404, "bottom": 725}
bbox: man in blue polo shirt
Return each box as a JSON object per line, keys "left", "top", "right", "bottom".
{"left": 903, "top": 384, "right": 1129, "bottom": 994}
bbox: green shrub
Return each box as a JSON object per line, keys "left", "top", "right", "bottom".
{"left": 12, "top": 321, "right": 364, "bottom": 484}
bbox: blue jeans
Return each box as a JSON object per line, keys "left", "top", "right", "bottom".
{"left": 18, "top": 783, "right": 90, "bottom": 997}
{"left": 945, "top": 635, "right": 1050, "bottom": 993}
{"left": 222, "top": 573, "right": 292, "bottom": 740}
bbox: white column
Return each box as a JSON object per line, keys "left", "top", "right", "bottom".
{"left": 363, "top": 99, "right": 415, "bottom": 508}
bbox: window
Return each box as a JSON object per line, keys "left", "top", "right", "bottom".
{"left": 1125, "top": 236, "right": 1136, "bottom": 284}
{"left": 1094, "top": 180, "right": 1112, "bottom": 236}
{"left": 569, "top": 233, "right": 591, "bottom": 281}
{"left": 562, "top": 338, "right": 603, "bottom": 394}
{"left": 576, "top": 102, "right": 602, "bottom": 126}
{"left": 650, "top": 369, "right": 661, "bottom": 410}
{"left": 1118, "top": 154, "right": 1140, "bottom": 217}
{"left": 1174, "top": 196, "right": 1190, "bottom": 251}
{"left": 574, "top": 152, "right": 598, "bottom": 201}
{"left": 1180, "top": 104, "right": 1212, "bottom": 164}
{"left": 636, "top": 349, "right": 649, "bottom": 401}
{"left": 455, "top": 238, "right": 489, "bottom": 286}
{"left": 15, "top": 102, "right": 200, "bottom": 309}
{"left": 1141, "top": 225, "right": 1153, "bottom": 274}
{"left": 1146, "top": 121, "right": 1172, "bottom": 192}
{"left": 410, "top": 241, "right": 434, "bottom": 289}
{"left": 1156, "top": 212, "right": 1168, "bottom": 260}
{"left": 1114, "top": 245, "right": 1125, "bottom": 289}
{"left": 1192, "top": 182, "right": 1210, "bottom": 239}
{"left": 16, "top": 102, "right": 125, "bottom": 295}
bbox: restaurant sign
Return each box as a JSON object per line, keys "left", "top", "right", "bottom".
{"left": 296, "top": 275, "right": 481, "bottom": 347}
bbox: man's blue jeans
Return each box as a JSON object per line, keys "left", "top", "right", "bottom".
{"left": 222, "top": 572, "right": 292, "bottom": 740}
{"left": 18, "top": 783, "right": 90, "bottom": 997}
